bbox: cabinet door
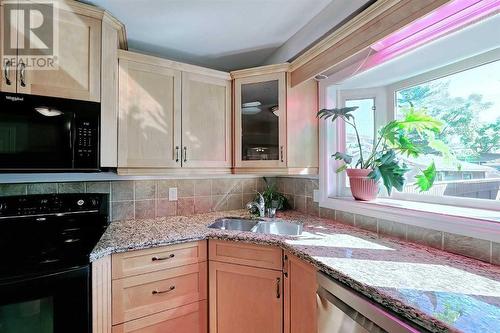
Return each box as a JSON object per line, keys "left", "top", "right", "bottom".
{"left": 209, "top": 261, "right": 282, "bottom": 333}
{"left": 284, "top": 253, "right": 317, "bottom": 333}
{"left": 181, "top": 72, "right": 231, "bottom": 168}
{"left": 0, "top": 1, "right": 16, "bottom": 93}
{"left": 17, "top": 6, "right": 101, "bottom": 101}
{"left": 234, "top": 72, "right": 287, "bottom": 168}
{"left": 118, "top": 59, "right": 181, "bottom": 169}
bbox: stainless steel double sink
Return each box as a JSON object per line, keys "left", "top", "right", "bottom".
{"left": 208, "top": 217, "right": 303, "bottom": 236}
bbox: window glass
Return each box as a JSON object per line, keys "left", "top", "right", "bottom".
{"left": 396, "top": 60, "right": 500, "bottom": 201}
{"left": 344, "top": 98, "right": 375, "bottom": 167}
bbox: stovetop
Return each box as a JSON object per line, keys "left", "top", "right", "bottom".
{"left": 0, "top": 193, "right": 109, "bottom": 282}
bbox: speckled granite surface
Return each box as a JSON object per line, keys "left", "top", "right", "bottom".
{"left": 91, "top": 210, "right": 500, "bottom": 333}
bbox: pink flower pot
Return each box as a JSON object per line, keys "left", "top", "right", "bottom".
{"left": 346, "top": 168, "right": 379, "bottom": 201}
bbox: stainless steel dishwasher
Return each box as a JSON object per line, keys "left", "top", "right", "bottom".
{"left": 316, "top": 272, "right": 422, "bottom": 333}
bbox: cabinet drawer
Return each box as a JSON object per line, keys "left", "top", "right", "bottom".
{"left": 209, "top": 240, "right": 282, "bottom": 270}
{"left": 112, "top": 300, "right": 207, "bottom": 333}
{"left": 112, "top": 262, "right": 207, "bottom": 325}
{"left": 112, "top": 241, "right": 207, "bottom": 279}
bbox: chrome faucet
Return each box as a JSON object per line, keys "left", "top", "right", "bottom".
{"left": 246, "top": 192, "right": 266, "bottom": 218}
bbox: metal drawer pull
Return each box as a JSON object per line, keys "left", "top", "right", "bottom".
{"left": 152, "top": 285, "right": 175, "bottom": 295}
{"left": 175, "top": 146, "right": 180, "bottom": 162}
{"left": 183, "top": 146, "right": 187, "bottom": 163}
{"left": 4, "top": 60, "right": 11, "bottom": 85}
{"left": 151, "top": 253, "right": 175, "bottom": 261}
{"left": 280, "top": 146, "right": 284, "bottom": 162}
{"left": 276, "top": 277, "right": 281, "bottom": 299}
{"left": 19, "top": 61, "right": 26, "bottom": 87}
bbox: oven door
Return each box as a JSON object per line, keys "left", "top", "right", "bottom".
{"left": 0, "top": 266, "right": 90, "bottom": 333}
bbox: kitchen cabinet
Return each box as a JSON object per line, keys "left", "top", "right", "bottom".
{"left": 284, "top": 253, "right": 318, "bottom": 333}
{"left": 209, "top": 240, "right": 283, "bottom": 333}
{"left": 117, "top": 50, "right": 232, "bottom": 175}
{"left": 1, "top": 1, "right": 101, "bottom": 101}
{"left": 92, "top": 241, "right": 208, "bottom": 333}
{"left": 231, "top": 64, "right": 318, "bottom": 174}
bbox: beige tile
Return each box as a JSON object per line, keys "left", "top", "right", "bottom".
{"left": 27, "top": 183, "right": 57, "bottom": 194}
{"left": 336, "top": 210, "right": 354, "bottom": 226}
{"left": 492, "top": 242, "right": 500, "bottom": 266}
{"left": 283, "top": 178, "right": 295, "bottom": 195}
{"left": 85, "top": 182, "right": 110, "bottom": 194}
{"left": 305, "top": 179, "right": 319, "bottom": 198}
{"left": 111, "top": 181, "right": 134, "bottom": 201}
{"left": 443, "top": 233, "right": 491, "bottom": 262}
{"left": 319, "top": 207, "right": 335, "bottom": 220}
{"left": 294, "top": 195, "right": 307, "bottom": 213}
{"left": 275, "top": 178, "right": 285, "bottom": 193}
{"left": 284, "top": 194, "right": 295, "bottom": 210}
{"left": 135, "top": 180, "right": 156, "bottom": 200}
{"left": 294, "top": 179, "right": 307, "bottom": 196}
{"left": 111, "top": 201, "right": 134, "bottom": 221}
{"left": 156, "top": 199, "right": 176, "bottom": 217}
{"left": 355, "top": 214, "right": 377, "bottom": 233}
{"left": 212, "top": 179, "right": 242, "bottom": 195}
{"left": 195, "top": 196, "right": 212, "bottom": 214}
{"left": 378, "top": 219, "right": 406, "bottom": 240}
{"left": 157, "top": 180, "right": 177, "bottom": 198}
{"left": 227, "top": 194, "right": 243, "bottom": 210}
{"left": 177, "top": 180, "right": 195, "bottom": 198}
{"left": 243, "top": 193, "right": 255, "bottom": 206}
{"left": 58, "top": 182, "right": 85, "bottom": 193}
{"left": 194, "top": 179, "right": 212, "bottom": 196}
{"left": 135, "top": 200, "right": 155, "bottom": 219}
{"left": 0, "top": 184, "right": 26, "bottom": 196}
{"left": 407, "top": 225, "right": 442, "bottom": 249}
{"left": 306, "top": 197, "right": 319, "bottom": 217}
{"left": 242, "top": 178, "right": 257, "bottom": 194}
{"left": 211, "top": 195, "right": 227, "bottom": 212}
{"left": 177, "top": 197, "right": 195, "bottom": 215}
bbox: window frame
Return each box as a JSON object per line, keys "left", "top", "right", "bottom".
{"left": 318, "top": 49, "right": 500, "bottom": 237}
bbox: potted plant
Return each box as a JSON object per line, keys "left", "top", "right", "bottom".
{"left": 317, "top": 106, "right": 452, "bottom": 201}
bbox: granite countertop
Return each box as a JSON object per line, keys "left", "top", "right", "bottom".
{"left": 91, "top": 210, "right": 500, "bottom": 333}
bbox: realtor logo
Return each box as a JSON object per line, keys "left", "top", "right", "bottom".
{"left": 2, "top": 0, "right": 58, "bottom": 70}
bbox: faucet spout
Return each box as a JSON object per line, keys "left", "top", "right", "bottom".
{"left": 246, "top": 192, "right": 266, "bottom": 218}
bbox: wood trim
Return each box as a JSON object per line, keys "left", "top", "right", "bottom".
{"left": 209, "top": 240, "right": 283, "bottom": 271}
{"left": 92, "top": 255, "right": 112, "bottom": 333}
{"left": 116, "top": 167, "right": 232, "bottom": 175}
{"left": 230, "top": 63, "right": 290, "bottom": 79}
{"left": 232, "top": 167, "right": 318, "bottom": 175}
{"left": 289, "top": 0, "right": 452, "bottom": 86}
{"left": 118, "top": 50, "right": 230, "bottom": 80}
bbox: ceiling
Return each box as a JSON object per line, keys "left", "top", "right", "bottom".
{"left": 82, "top": 0, "right": 346, "bottom": 71}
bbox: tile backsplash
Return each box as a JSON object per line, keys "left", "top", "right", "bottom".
{"left": 0, "top": 177, "right": 266, "bottom": 221}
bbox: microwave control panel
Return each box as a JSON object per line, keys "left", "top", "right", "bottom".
{"left": 74, "top": 118, "right": 99, "bottom": 168}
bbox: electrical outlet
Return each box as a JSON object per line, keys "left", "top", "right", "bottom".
{"left": 169, "top": 187, "right": 178, "bottom": 201}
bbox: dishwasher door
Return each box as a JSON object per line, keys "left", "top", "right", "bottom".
{"left": 317, "top": 273, "right": 421, "bottom": 333}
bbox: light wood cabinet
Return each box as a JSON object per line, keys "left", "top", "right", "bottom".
{"left": 118, "top": 54, "right": 182, "bottom": 170}
{"left": 231, "top": 64, "right": 318, "bottom": 175}
{"left": 0, "top": 1, "right": 102, "bottom": 101}
{"left": 117, "top": 51, "right": 232, "bottom": 175}
{"left": 181, "top": 72, "right": 231, "bottom": 168}
{"left": 209, "top": 261, "right": 283, "bottom": 333}
{"left": 284, "top": 253, "right": 318, "bottom": 333}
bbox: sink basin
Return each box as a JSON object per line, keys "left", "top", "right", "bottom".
{"left": 252, "top": 221, "right": 303, "bottom": 236}
{"left": 208, "top": 218, "right": 259, "bottom": 231}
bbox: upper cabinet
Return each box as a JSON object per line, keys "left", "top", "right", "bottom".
{"left": 232, "top": 64, "right": 318, "bottom": 175}
{"left": 117, "top": 51, "right": 232, "bottom": 175}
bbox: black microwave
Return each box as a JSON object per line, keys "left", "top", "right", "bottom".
{"left": 0, "top": 93, "right": 100, "bottom": 171}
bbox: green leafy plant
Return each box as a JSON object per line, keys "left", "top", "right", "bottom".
{"left": 317, "top": 106, "right": 454, "bottom": 194}
{"left": 255, "top": 177, "right": 289, "bottom": 210}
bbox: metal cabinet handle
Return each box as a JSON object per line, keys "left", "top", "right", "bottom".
{"left": 280, "top": 146, "right": 284, "bottom": 162}
{"left": 152, "top": 285, "right": 175, "bottom": 295}
{"left": 276, "top": 277, "right": 281, "bottom": 299}
{"left": 151, "top": 253, "right": 175, "bottom": 261}
{"left": 175, "top": 146, "right": 180, "bottom": 163}
{"left": 283, "top": 254, "right": 288, "bottom": 278}
{"left": 19, "top": 61, "right": 26, "bottom": 87}
{"left": 4, "top": 60, "right": 11, "bottom": 85}
{"left": 183, "top": 146, "right": 187, "bottom": 163}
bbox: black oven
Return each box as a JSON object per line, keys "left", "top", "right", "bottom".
{"left": 0, "top": 93, "right": 100, "bottom": 171}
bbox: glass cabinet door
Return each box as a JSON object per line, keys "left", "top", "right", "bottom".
{"left": 235, "top": 72, "right": 286, "bottom": 167}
